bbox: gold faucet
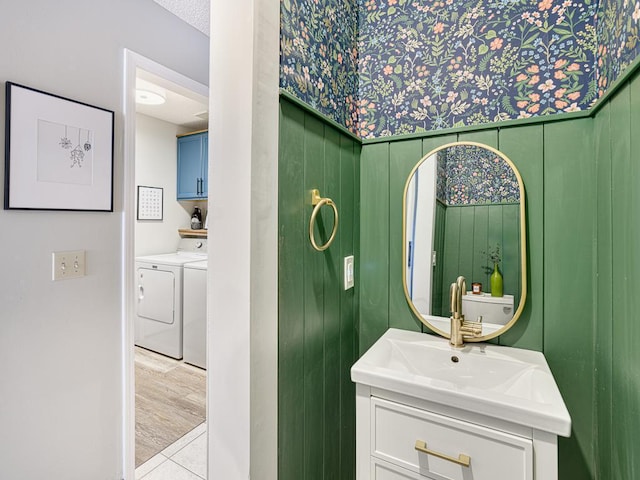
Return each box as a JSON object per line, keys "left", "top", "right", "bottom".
{"left": 449, "top": 276, "right": 483, "bottom": 347}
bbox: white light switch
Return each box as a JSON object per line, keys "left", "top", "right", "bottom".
{"left": 52, "top": 250, "right": 86, "bottom": 281}
{"left": 344, "top": 255, "right": 354, "bottom": 290}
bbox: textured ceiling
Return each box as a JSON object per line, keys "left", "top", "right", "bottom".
{"left": 153, "top": 0, "right": 209, "bottom": 36}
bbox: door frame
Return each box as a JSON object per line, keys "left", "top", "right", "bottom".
{"left": 122, "top": 49, "right": 209, "bottom": 479}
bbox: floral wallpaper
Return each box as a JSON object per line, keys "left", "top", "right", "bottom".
{"left": 437, "top": 145, "right": 521, "bottom": 206}
{"left": 280, "top": 0, "right": 360, "bottom": 131}
{"left": 357, "top": 0, "right": 597, "bottom": 137}
{"left": 596, "top": 0, "right": 640, "bottom": 95}
{"left": 280, "top": 0, "right": 640, "bottom": 139}
{"left": 436, "top": 150, "right": 447, "bottom": 203}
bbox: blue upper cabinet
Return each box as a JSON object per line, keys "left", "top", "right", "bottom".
{"left": 202, "top": 134, "right": 208, "bottom": 197}
{"left": 177, "top": 131, "right": 208, "bottom": 199}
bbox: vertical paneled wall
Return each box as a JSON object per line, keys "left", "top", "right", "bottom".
{"left": 438, "top": 204, "right": 521, "bottom": 311}
{"left": 594, "top": 69, "right": 640, "bottom": 479}
{"left": 432, "top": 201, "right": 446, "bottom": 316}
{"left": 542, "top": 118, "right": 597, "bottom": 480}
{"left": 278, "top": 69, "right": 640, "bottom": 479}
{"left": 360, "top": 128, "right": 546, "bottom": 352}
{"left": 542, "top": 118, "right": 599, "bottom": 479}
{"left": 359, "top": 120, "right": 597, "bottom": 478}
{"left": 278, "top": 97, "right": 360, "bottom": 480}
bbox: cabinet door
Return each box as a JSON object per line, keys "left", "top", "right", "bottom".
{"left": 177, "top": 134, "right": 204, "bottom": 199}
{"left": 201, "top": 134, "right": 208, "bottom": 198}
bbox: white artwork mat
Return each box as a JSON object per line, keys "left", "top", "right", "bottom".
{"left": 5, "top": 83, "right": 113, "bottom": 211}
{"left": 37, "top": 120, "right": 94, "bottom": 186}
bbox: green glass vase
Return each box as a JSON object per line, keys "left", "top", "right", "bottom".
{"left": 490, "top": 263, "right": 503, "bottom": 297}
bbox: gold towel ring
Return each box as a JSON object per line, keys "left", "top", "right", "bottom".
{"left": 309, "top": 189, "right": 339, "bottom": 252}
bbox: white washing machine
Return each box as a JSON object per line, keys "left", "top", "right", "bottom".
{"left": 135, "top": 238, "right": 207, "bottom": 359}
{"left": 183, "top": 259, "right": 207, "bottom": 369}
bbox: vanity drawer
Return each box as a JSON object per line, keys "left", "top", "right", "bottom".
{"left": 372, "top": 457, "right": 432, "bottom": 480}
{"left": 371, "top": 397, "right": 533, "bottom": 480}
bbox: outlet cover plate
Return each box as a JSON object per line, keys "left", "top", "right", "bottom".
{"left": 52, "top": 250, "right": 86, "bottom": 281}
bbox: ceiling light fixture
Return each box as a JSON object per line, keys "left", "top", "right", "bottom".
{"left": 135, "top": 89, "right": 166, "bottom": 105}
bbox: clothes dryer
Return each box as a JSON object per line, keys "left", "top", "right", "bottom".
{"left": 183, "top": 259, "right": 207, "bottom": 369}
{"left": 135, "top": 238, "right": 207, "bottom": 359}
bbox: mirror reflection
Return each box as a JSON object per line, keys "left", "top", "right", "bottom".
{"left": 403, "top": 142, "right": 526, "bottom": 339}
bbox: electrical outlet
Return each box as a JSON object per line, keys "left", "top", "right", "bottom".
{"left": 52, "top": 250, "right": 86, "bottom": 281}
{"left": 344, "top": 255, "right": 354, "bottom": 290}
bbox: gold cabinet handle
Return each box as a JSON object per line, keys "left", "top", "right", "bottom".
{"left": 309, "top": 189, "right": 338, "bottom": 252}
{"left": 414, "top": 440, "right": 471, "bottom": 467}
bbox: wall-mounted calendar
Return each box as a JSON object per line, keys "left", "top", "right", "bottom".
{"left": 137, "top": 186, "right": 163, "bottom": 220}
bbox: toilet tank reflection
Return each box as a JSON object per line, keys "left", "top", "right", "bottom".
{"left": 462, "top": 292, "right": 514, "bottom": 325}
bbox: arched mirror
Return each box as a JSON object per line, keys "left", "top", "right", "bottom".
{"left": 403, "top": 142, "right": 527, "bottom": 341}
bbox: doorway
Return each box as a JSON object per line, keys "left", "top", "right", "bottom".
{"left": 123, "top": 50, "right": 209, "bottom": 480}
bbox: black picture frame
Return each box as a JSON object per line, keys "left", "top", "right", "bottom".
{"left": 4, "top": 82, "right": 115, "bottom": 211}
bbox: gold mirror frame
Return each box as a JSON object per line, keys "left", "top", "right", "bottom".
{"left": 402, "top": 141, "right": 527, "bottom": 342}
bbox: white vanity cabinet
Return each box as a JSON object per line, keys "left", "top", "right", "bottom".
{"left": 356, "top": 384, "right": 560, "bottom": 480}
{"left": 352, "top": 329, "right": 570, "bottom": 480}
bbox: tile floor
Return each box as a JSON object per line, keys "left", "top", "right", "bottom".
{"left": 135, "top": 422, "right": 207, "bottom": 479}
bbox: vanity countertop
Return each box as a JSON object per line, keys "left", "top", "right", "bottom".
{"left": 351, "top": 328, "right": 571, "bottom": 437}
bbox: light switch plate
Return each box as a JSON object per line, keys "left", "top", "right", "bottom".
{"left": 52, "top": 250, "right": 86, "bottom": 281}
{"left": 344, "top": 255, "right": 354, "bottom": 290}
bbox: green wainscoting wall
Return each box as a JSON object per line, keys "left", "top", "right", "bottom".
{"left": 594, "top": 68, "right": 640, "bottom": 479}
{"left": 437, "top": 203, "right": 521, "bottom": 315}
{"left": 278, "top": 65, "right": 640, "bottom": 480}
{"left": 278, "top": 96, "right": 360, "bottom": 480}
{"left": 359, "top": 121, "right": 598, "bottom": 478}
{"left": 432, "top": 201, "right": 446, "bottom": 316}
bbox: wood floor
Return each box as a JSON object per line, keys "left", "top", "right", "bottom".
{"left": 135, "top": 347, "right": 206, "bottom": 467}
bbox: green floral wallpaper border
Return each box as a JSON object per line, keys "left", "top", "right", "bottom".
{"left": 280, "top": 0, "right": 640, "bottom": 139}
{"left": 597, "top": 0, "right": 640, "bottom": 95}
{"left": 357, "top": 0, "right": 597, "bottom": 138}
{"left": 436, "top": 146, "right": 520, "bottom": 206}
{"left": 280, "top": 0, "right": 360, "bottom": 131}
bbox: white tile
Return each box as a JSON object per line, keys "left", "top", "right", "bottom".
{"left": 171, "top": 432, "right": 207, "bottom": 479}
{"left": 140, "top": 459, "right": 203, "bottom": 480}
{"left": 190, "top": 422, "right": 207, "bottom": 438}
{"left": 135, "top": 453, "right": 168, "bottom": 479}
{"left": 162, "top": 422, "right": 207, "bottom": 457}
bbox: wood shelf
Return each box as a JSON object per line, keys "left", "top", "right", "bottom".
{"left": 178, "top": 228, "right": 208, "bottom": 238}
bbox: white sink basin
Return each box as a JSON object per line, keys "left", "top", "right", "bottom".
{"left": 351, "top": 328, "right": 571, "bottom": 437}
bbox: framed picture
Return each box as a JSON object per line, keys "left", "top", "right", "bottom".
{"left": 137, "top": 186, "right": 164, "bottom": 220}
{"left": 4, "top": 82, "right": 114, "bottom": 211}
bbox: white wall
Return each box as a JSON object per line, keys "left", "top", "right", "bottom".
{"left": 134, "top": 113, "right": 205, "bottom": 256}
{"left": 208, "top": 0, "right": 279, "bottom": 478}
{"left": 407, "top": 157, "right": 437, "bottom": 315}
{"left": 0, "top": 2, "right": 208, "bottom": 479}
